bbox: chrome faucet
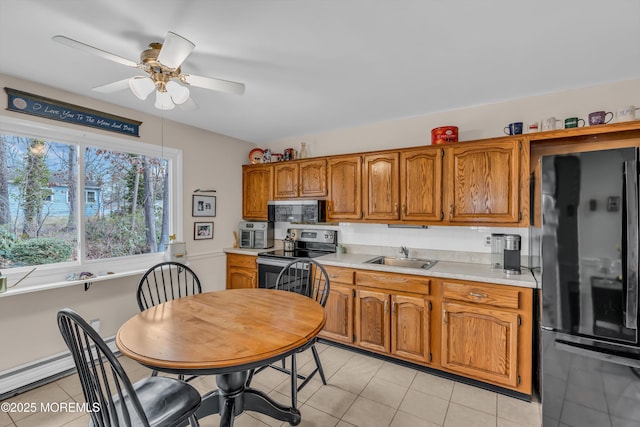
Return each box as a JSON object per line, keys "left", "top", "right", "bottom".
{"left": 400, "top": 246, "right": 409, "bottom": 258}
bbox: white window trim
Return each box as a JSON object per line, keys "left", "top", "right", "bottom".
{"left": 0, "top": 115, "right": 183, "bottom": 295}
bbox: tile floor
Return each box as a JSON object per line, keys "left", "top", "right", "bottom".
{"left": 0, "top": 343, "right": 541, "bottom": 427}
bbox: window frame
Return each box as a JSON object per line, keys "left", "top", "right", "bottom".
{"left": 0, "top": 115, "right": 183, "bottom": 293}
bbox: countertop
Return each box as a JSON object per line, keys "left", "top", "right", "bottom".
{"left": 224, "top": 248, "right": 538, "bottom": 289}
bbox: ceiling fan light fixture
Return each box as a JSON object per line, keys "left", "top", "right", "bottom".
{"left": 166, "top": 80, "right": 190, "bottom": 105}
{"left": 155, "top": 90, "right": 175, "bottom": 110}
{"left": 129, "top": 76, "right": 155, "bottom": 100}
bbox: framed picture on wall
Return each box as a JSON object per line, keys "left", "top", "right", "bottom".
{"left": 194, "top": 222, "right": 214, "bottom": 240}
{"left": 192, "top": 195, "right": 216, "bottom": 217}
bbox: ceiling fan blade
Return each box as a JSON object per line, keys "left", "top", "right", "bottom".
{"left": 183, "top": 74, "right": 245, "bottom": 95}
{"left": 92, "top": 78, "right": 133, "bottom": 93}
{"left": 52, "top": 35, "right": 138, "bottom": 68}
{"left": 157, "top": 31, "right": 195, "bottom": 69}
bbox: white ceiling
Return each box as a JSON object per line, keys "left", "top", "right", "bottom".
{"left": 1, "top": 0, "right": 639, "bottom": 144}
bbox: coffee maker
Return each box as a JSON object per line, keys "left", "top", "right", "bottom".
{"left": 503, "top": 234, "right": 521, "bottom": 275}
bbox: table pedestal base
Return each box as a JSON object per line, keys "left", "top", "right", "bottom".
{"left": 194, "top": 370, "right": 301, "bottom": 427}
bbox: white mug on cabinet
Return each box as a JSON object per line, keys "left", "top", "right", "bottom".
{"left": 541, "top": 117, "right": 562, "bottom": 131}
{"left": 617, "top": 105, "right": 640, "bottom": 122}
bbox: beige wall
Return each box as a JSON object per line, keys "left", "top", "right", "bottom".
{"left": 0, "top": 74, "right": 253, "bottom": 370}
{"left": 265, "top": 77, "right": 640, "bottom": 254}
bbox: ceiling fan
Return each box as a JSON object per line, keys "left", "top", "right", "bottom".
{"left": 52, "top": 31, "right": 245, "bottom": 110}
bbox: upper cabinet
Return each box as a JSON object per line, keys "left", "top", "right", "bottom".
{"left": 363, "top": 152, "right": 400, "bottom": 220}
{"left": 327, "top": 155, "right": 363, "bottom": 220}
{"left": 274, "top": 159, "right": 327, "bottom": 199}
{"left": 445, "top": 138, "right": 523, "bottom": 224}
{"left": 400, "top": 147, "right": 444, "bottom": 222}
{"left": 242, "top": 164, "right": 272, "bottom": 220}
{"left": 242, "top": 135, "right": 529, "bottom": 226}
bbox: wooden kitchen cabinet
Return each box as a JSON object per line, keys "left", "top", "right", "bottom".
{"left": 242, "top": 164, "right": 273, "bottom": 220}
{"left": 355, "top": 270, "right": 431, "bottom": 364}
{"left": 445, "top": 138, "right": 523, "bottom": 224}
{"left": 273, "top": 158, "right": 327, "bottom": 199}
{"left": 400, "top": 146, "right": 444, "bottom": 222}
{"left": 363, "top": 152, "right": 400, "bottom": 220}
{"left": 327, "top": 155, "right": 362, "bottom": 220}
{"left": 440, "top": 280, "right": 532, "bottom": 392}
{"left": 226, "top": 253, "right": 257, "bottom": 289}
{"left": 319, "top": 265, "right": 355, "bottom": 344}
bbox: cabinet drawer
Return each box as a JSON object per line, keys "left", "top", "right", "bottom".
{"left": 226, "top": 253, "right": 257, "bottom": 269}
{"left": 323, "top": 266, "right": 355, "bottom": 285}
{"left": 442, "top": 281, "right": 520, "bottom": 309}
{"left": 356, "top": 271, "right": 430, "bottom": 295}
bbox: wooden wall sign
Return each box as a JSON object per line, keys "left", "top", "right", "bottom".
{"left": 4, "top": 87, "right": 141, "bottom": 137}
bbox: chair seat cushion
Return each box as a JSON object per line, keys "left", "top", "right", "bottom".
{"left": 90, "top": 376, "right": 201, "bottom": 427}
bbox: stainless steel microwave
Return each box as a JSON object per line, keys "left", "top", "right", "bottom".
{"left": 238, "top": 221, "right": 274, "bottom": 249}
{"left": 267, "top": 200, "right": 326, "bottom": 223}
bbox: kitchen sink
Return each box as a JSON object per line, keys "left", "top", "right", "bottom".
{"left": 364, "top": 256, "right": 437, "bottom": 270}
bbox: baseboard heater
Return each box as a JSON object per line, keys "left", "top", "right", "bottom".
{"left": 0, "top": 336, "right": 117, "bottom": 400}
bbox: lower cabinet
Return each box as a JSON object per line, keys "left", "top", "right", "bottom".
{"left": 318, "top": 265, "right": 533, "bottom": 395}
{"left": 440, "top": 280, "right": 532, "bottom": 391}
{"left": 226, "top": 253, "right": 257, "bottom": 289}
{"left": 319, "top": 266, "right": 355, "bottom": 344}
{"left": 355, "top": 271, "right": 431, "bottom": 364}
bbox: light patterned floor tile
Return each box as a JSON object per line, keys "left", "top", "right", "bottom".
{"left": 399, "top": 388, "right": 449, "bottom": 425}
{"left": 360, "top": 376, "right": 408, "bottom": 409}
{"left": 341, "top": 396, "right": 395, "bottom": 427}
{"left": 444, "top": 402, "right": 497, "bottom": 427}
{"left": 410, "top": 371, "right": 455, "bottom": 400}
{"left": 450, "top": 382, "right": 497, "bottom": 415}
{"left": 305, "top": 384, "right": 358, "bottom": 418}
{"left": 294, "top": 403, "right": 341, "bottom": 427}
{"left": 497, "top": 395, "right": 541, "bottom": 427}
{"left": 390, "top": 411, "right": 441, "bottom": 427}
{"left": 375, "top": 361, "right": 418, "bottom": 387}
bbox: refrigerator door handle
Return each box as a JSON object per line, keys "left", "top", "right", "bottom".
{"left": 624, "top": 160, "right": 639, "bottom": 330}
{"left": 555, "top": 339, "right": 640, "bottom": 368}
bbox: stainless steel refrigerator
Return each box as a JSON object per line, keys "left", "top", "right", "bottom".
{"left": 541, "top": 147, "right": 640, "bottom": 426}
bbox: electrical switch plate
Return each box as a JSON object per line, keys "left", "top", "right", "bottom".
{"left": 485, "top": 235, "right": 492, "bottom": 246}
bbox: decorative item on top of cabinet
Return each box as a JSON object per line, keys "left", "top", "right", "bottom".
{"left": 319, "top": 265, "right": 355, "bottom": 344}
{"left": 273, "top": 158, "right": 327, "bottom": 199}
{"left": 355, "top": 270, "right": 431, "bottom": 364}
{"left": 327, "top": 155, "right": 362, "bottom": 220}
{"left": 226, "top": 253, "right": 257, "bottom": 289}
{"left": 445, "top": 138, "right": 523, "bottom": 224}
{"left": 440, "top": 279, "right": 532, "bottom": 393}
{"left": 242, "top": 164, "right": 273, "bottom": 220}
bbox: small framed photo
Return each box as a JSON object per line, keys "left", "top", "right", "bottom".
{"left": 192, "top": 195, "right": 216, "bottom": 217}
{"left": 194, "top": 222, "right": 214, "bottom": 240}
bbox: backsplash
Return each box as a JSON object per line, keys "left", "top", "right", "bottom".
{"left": 274, "top": 221, "right": 530, "bottom": 260}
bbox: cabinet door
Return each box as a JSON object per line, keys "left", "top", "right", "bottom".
{"left": 227, "top": 267, "right": 257, "bottom": 289}
{"left": 242, "top": 165, "right": 273, "bottom": 220}
{"left": 446, "top": 139, "right": 521, "bottom": 223}
{"left": 327, "top": 156, "right": 362, "bottom": 220}
{"left": 274, "top": 163, "right": 299, "bottom": 199}
{"left": 400, "top": 147, "right": 443, "bottom": 221}
{"left": 363, "top": 153, "right": 399, "bottom": 220}
{"left": 391, "top": 294, "right": 430, "bottom": 363}
{"left": 441, "top": 301, "right": 519, "bottom": 387}
{"left": 355, "top": 289, "right": 390, "bottom": 353}
{"left": 299, "top": 159, "right": 327, "bottom": 197}
{"left": 320, "top": 283, "right": 354, "bottom": 343}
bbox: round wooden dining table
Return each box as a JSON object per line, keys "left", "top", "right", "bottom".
{"left": 116, "top": 288, "right": 326, "bottom": 427}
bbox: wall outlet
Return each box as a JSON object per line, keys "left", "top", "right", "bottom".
{"left": 485, "top": 235, "right": 492, "bottom": 247}
{"left": 90, "top": 319, "right": 101, "bottom": 333}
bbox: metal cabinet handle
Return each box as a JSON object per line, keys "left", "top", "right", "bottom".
{"left": 392, "top": 301, "right": 397, "bottom": 314}
{"left": 402, "top": 204, "right": 406, "bottom": 216}
{"left": 384, "top": 299, "right": 389, "bottom": 314}
{"left": 394, "top": 203, "right": 398, "bottom": 215}
{"left": 468, "top": 292, "right": 488, "bottom": 299}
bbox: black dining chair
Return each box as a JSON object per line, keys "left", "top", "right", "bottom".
{"left": 247, "top": 257, "right": 330, "bottom": 409}
{"left": 136, "top": 261, "right": 202, "bottom": 381}
{"left": 57, "top": 308, "right": 201, "bottom": 427}
{"left": 136, "top": 261, "right": 202, "bottom": 311}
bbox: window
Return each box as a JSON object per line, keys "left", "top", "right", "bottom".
{"left": 0, "top": 116, "right": 182, "bottom": 290}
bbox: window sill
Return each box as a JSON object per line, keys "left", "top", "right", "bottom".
{"left": 0, "top": 268, "right": 149, "bottom": 298}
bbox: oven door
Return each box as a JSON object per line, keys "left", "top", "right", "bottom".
{"left": 256, "top": 257, "right": 310, "bottom": 289}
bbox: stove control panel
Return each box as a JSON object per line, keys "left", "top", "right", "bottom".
{"left": 289, "top": 228, "right": 336, "bottom": 244}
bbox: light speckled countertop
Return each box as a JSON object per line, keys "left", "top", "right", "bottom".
{"left": 224, "top": 248, "right": 538, "bottom": 288}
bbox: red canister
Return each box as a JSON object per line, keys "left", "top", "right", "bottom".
{"left": 431, "top": 126, "right": 459, "bottom": 144}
